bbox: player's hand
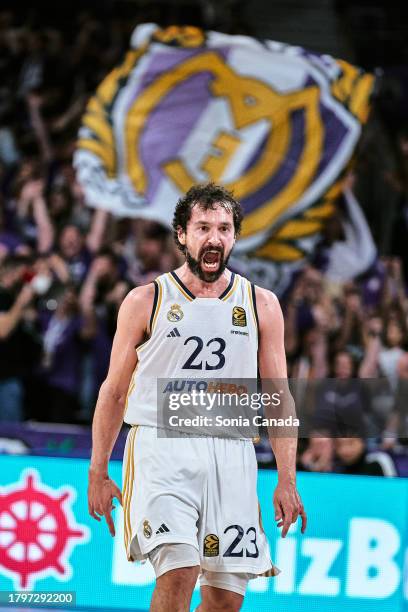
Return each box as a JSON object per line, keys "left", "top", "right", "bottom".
{"left": 273, "top": 480, "right": 307, "bottom": 538}
{"left": 88, "top": 469, "right": 122, "bottom": 537}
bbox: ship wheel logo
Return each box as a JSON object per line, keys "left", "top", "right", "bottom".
{"left": 0, "top": 470, "right": 89, "bottom": 589}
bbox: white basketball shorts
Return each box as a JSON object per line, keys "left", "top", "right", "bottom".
{"left": 122, "top": 425, "right": 279, "bottom": 578}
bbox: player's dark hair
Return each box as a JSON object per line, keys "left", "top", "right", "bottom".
{"left": 172, "top": 182, "right": 243, "bottom": 253}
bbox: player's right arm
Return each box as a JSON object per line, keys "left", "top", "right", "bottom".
{"left": 87, "top": 283, "right": 154, "bottom": 536}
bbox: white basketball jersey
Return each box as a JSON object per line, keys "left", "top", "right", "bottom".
{"left": 123, "top": 270, "right": 259, "bottom": 428}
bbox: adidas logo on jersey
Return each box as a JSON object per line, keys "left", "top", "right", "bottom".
{"left": 155, "top": 523, "right": 170, "bottom": 534}
{"left": 167, "top": 328, "right": 180, "bottom": 337}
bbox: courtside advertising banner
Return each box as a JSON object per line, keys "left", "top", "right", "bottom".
{"left": 0, "top": 455, "right": 407, "bottom": 611}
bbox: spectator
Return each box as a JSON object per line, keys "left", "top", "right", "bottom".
{"left": 124, "top": 219, "right": 179, "bottom": 286}
{"left": 48, "top": 184, "right": 74, "bottom": 232}
{"left": 334, "top": 435, "right": 397, "bottom": 477}
{"left": 0, "top": 206, "right": 30, "bottom": 262}
{"left": 55, "top": 209, "right": 108, "bottom": 285}
{"left": 57, "top": 224, "right": 91, "bottom": 285}
{"left": 290, "top": 328, "right": 328, "bottom": 380}
{"left": 334, "top": 285, "right": 365, "bottom": 359}
{"left": 14, "top": 177, "right": 54, "bottom": 253}
{"left": 0, "top": 255, "right": 41, "bottom": 421}
{"left": 382, "top": 352, "right": 408, "bottom": 449}
{"left": 313, "top": 350, "right": 370, "bottom": 437}
{"left": 379, "top": 319, "right": 407, "bottom": 389}
{"left": 285, "top": 266, "right": 336, "bottom": 380}
{"left": 33, "top": 284, "right": 94, "bottom": 423}
{"left": 79, "top": 249, "right": 129, "bottom": 411}
{"left": 299, "top": 432, "right": 335, "bottom": 473}
{"left": 359, "top": 296, "right": 407, "bottom": 391}
{"left": 381, "top": 257, "right": 407, "bottom": 314}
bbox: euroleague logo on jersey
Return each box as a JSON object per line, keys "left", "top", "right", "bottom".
{"left": 232, "top": 306, "right": 246, "bottom": 327}
{"left": 204, "top": 533, "right": 219, "bottom": 557}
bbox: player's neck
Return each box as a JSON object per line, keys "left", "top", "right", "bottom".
{"left": 173, "top": 264, "right": 232, "bottom": 298}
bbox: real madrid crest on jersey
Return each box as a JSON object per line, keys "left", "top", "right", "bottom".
{"left": 232, "top": 306, "right": 246, "bottom": 327}
{"left": 143, "top": 520, "right": 152, "bottom": 538}
{"left": 167, "top": 304, "right": 184, "bottom": 322}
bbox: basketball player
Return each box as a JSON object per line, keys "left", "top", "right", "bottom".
{"left": 88, "top": 183, "right": 307, "bottom": 611}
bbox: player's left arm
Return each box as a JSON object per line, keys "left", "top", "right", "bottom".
{"left": 255, "top": 285, "right": 307, "bottom": 537}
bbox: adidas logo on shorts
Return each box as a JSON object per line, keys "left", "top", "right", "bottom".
{"left": 167, "top": 328, "right": 180, "bottom": 338}
{"left": 155, "top": 523, "right": 170, "bottom": 535}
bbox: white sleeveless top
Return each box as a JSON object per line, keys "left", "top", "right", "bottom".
{"left": 123, "top": 270, "right": 259, "bottom": 428}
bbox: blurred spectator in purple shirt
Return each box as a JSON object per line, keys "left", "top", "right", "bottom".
{"left": 79, "top": 249, "right": 129, "bottom": 415}
{"left": 55, "top": 209, "right": 109, "bottom": 285}
{"left": 313, "top": 349, "right": 370, "bottom": 437}
{"left": 33, "top": 284, "right": 95, "bottom": 423}
{"left": 57, "top": 224, "right": 91, "bottom": 285}
{"left": 123, "top": 219, "right": 182, "bottom": 286}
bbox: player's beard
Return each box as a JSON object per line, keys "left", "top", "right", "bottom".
{"left": 186, "top": 245, "right": 231, "bottom": 282}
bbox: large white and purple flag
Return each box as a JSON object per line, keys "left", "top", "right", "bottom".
{"left": 74, "top": 24, "right": 375, "bottom": 290}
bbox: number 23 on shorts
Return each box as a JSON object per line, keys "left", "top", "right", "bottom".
{"left": 224, "top": 524, "right": 259, "bottom": 558}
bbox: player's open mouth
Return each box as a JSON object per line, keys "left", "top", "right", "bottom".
{"left": 201, "top": 250, "right": 221, "bottom": 271}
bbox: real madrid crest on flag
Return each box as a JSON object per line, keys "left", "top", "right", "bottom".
{"left": 167, "top": 304, "right": 184, "bottom": 322}
{"left": 75, "top": 23, "right": 374, "bottom": 295}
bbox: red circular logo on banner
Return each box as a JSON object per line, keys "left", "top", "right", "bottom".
{"left": 0, "top": 470, "right": 88, "bottom": 589}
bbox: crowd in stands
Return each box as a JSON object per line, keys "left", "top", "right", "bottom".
{"left": 1, "top": 7, "right": 408, "bottom": 477}
{"left": 0, "top": 7, "right": 183, "bottom": 422}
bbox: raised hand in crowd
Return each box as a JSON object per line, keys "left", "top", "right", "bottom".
{"left": 79, "top": 254, "right": 114, "bottom": 310}
{"left": 47, "top": 253, "right": 71, "bottom": 284}
{"left": 334, "top": 285, "right": 364, "bottom": 353}
{"left": 18, "top": 178, "right": 55, "bottom": 253}
{"left": 0, "top": 282, "right": 34, "bottom": 340}
{"left": 26, "top": 92, "right": 54, "bottom": 162}
{"left": 359, "top": 315, "right": 382, "bottom": 378}
{"left": 382, "top": 256, "right": 408, "bottom": 314}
